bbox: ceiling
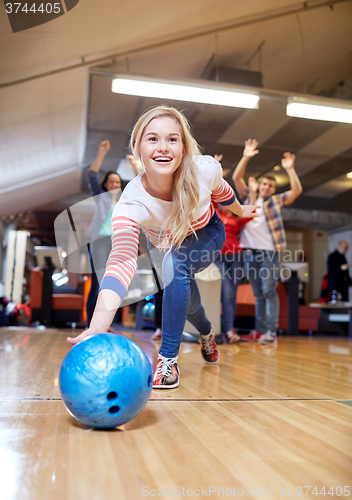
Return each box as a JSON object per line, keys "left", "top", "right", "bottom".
{"left": 1, "top": 0, "right": 352, "bottom": 231}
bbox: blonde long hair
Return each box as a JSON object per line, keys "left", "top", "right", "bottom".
{"left": 130, "top": 106, "right": 201, "bottom": 247}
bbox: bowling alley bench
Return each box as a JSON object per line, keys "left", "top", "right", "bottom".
{"left": 30, "top": 267, "right": 84, "bottom": 327}
{"left": 234, "top": 282, "right": 321, "bottom": 334}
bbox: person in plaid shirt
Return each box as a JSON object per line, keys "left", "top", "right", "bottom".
{"left": 232, "top": 139, "right": 303, "bottom": 344}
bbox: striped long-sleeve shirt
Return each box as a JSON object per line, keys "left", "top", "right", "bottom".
{"left": 100, "top": 155, "right": 236, "bottom": 301}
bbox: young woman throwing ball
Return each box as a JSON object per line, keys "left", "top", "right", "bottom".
{"left": 68, "top": 106, "right": 258, "bottom": 389}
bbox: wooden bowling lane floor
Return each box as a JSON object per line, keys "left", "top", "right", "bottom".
{"left": 0, "top": 327, "right": 352, "bottom": 500}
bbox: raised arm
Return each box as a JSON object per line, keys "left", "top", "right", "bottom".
{"left": 232, "top": 139, "right": 259, "bottom": 199}
{"left": 248, "top": 176, "right": 259, "bottom": 205}
{"left": 90, "top": 140, "right": 111, "bottom": 172}
{"left": 126, "top": 154, "right": 144, "bottom": 177}
{"left": 281, "top": 152, "right": 303, "bottom": 205}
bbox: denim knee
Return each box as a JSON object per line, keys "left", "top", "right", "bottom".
{"left": 246, "top": 271, "right": 263, "bottom": 299}
{"left": 262, "top": 281, "right": 278, "bottom": 299}
{"left": 173, "top": 259, "right": 191, "bottom": 281}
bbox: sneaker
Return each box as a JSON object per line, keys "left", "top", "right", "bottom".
{"left": 152, "top": 354, "right": 179, "bottom": 389}
{"left": 239, "top": 330, "right": 261, "bottom": 342}
{"left": 226, "top": 330, "right": 241, "bottom": 344}
{"left": 151, "top": 328, "right": 162, "bottom": 341}
{"left": 258, "top": 331, "right": 277, "bottom": 344}
{"left": 200, "top": 326, "right": 220, "bottom": 364}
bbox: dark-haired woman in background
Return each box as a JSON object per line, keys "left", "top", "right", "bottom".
{"left": 86, "top": 141, "right": 125, "bottom": 326}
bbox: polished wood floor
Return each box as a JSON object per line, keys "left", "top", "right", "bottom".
{"left": 0, "top": 327, "right": 351, "bottom": 500}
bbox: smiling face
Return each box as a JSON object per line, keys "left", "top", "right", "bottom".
{"left": 139, "top": 116, "right": 184, "bottom": 179}
{"left": 104, "top": 173, "right": 121, "bottom": 192}
{"left": 258, "top": 176, "right": 276, "bottom": 198}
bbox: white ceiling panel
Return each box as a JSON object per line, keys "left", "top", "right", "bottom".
{"left": 88, "top": 75, "right": 141, "bottom": 132}
{"left": 305, "top": 174, "right": 352, "bottom": 198}
{"left": 295, "top": 123, "right": 352, "bottom": 176}
{"left": 0, "top": 170, "right": 82, "bottom": 216}
{"left": 1, "top": 0, "right": 339, "bottom": 84}
{"left": 0, "top": 0, "right": 352, "bottom": 218}
{"left": 218, "top": 95, "right": 290, "bottom": 146}
{"left": 0, "top": 67, "right": 88, "bottom": 192}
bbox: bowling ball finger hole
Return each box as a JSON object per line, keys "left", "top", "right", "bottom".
{"left": 107, "top": 391, "right": 118, "bottom": 400}
{"left": 109, "top": 406, "right": 120, "bottom": 414}
{"left": 147, "top": 375, "right": 152, "bottom": 388}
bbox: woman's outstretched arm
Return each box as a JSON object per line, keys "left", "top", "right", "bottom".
{"left": 226, "top": 198, "right": 259, "bottom": 219}
{"left": 67, "top": 289, "right": 121, "bottom": 345}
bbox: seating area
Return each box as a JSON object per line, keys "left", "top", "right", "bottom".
{"left": 30, "top": 268, "right": 84, "bottom": 326}
{"left": 235, "top": 282, "right": 321, "bottom": 333}
{"left": 29, "top": 265, "right": 320, "bottom": 334}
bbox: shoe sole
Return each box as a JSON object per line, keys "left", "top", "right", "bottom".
{"left": 239, "top": 337, "right": 259, "bottom": 342}
{"left": 152, "top": 380, "right": 179, "bottom": 389}
{"left": 258, "top": 338, "right": 277, "bottom": 345}
{"left": 203, "top": 351, "right": 220, "bottom": 364}
{"left": 152, "top": 366, "right": 180, "bottom": 389}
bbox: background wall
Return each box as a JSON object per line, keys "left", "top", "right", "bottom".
{"left": 0, "top": 220, "right": 4, "bottom": 289}
{"left": 284, "top": 228, "right": 329, "bottom": 303}
{"left": 309, "top": 230, "right": 329, "bottom": 302}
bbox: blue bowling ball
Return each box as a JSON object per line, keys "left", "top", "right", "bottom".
{"left": 142, "top": 302, "right": 155, "bottom": 319}
{"left": 59, "top": 333, "right": 152, "bottom": 428}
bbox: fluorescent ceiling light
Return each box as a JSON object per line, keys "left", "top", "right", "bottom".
{"left": 287, "top": 97, "right": 352, "bottom": 124}
{"left": 112, "top": 76, "right": 259, "bottom": 109}
{"left": 346, "top": 172, "right": 352, "bottom": 179}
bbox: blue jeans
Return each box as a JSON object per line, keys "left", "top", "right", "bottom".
{"left": 245, "top": 250, "right": 280, "bottom": 334}
{"left": 149, "top": 213, "right": 226, "bottom": 358}
{"left": 215, "top": 253, "right": 244, "bottom": 333}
